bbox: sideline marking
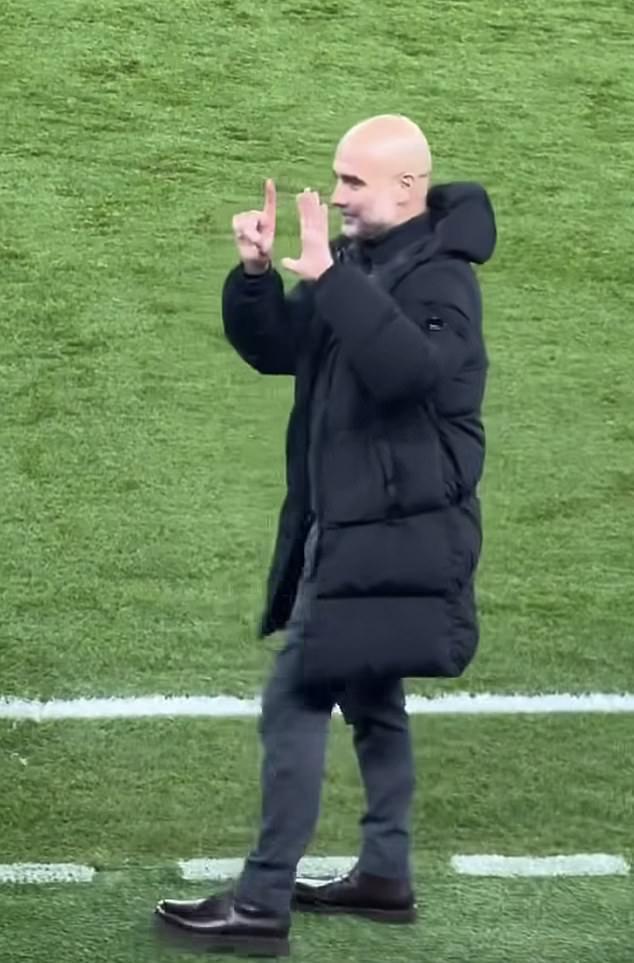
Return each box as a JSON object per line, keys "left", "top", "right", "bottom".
{"left": 451, "top": 854, "right": 631, "bottom": 877}
{"left": 2, "top": 692, "right": 634, "bottom": 722}
{"left": 0, "top": 863, "right": 96, "bottom": 884}
{"left": 1, "top": 856, "right": 629, "bottom": 884}
{"left": 179, "top": 856, "right": 357, "bottom": 882}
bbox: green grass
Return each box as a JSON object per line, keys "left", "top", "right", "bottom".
{"left": 1, "top": 867, "right": 632, "bottom": 963}
{"left": 1, "top": 0, "right": 634, "bottom": 699}
{"left": 2, "top": 715, "right": 632, "bottom": 861}
{"left": 1, "top": 0, "right": 633, "bottom": 959}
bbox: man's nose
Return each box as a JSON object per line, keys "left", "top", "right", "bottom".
{"left": 330, "top": 184, "right": 345, "bottom": 207}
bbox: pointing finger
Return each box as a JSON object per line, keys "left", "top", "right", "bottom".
{"left": 264, "top": 179, "right": 276, "bottom": 217}
{"left": 261, "top": 179, "right": 276, "bottom": 236}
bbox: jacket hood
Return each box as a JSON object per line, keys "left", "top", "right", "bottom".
{"left": 426, "top": 182, "right": 497, "bottom": 264}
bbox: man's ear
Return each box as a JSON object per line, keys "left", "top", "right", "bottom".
{"left": 399, "top": 173, "right": 416, "bottom": 190}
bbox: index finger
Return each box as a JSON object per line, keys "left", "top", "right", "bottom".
{"left": 263, "top": 178, "right": 276, "bottom": 222}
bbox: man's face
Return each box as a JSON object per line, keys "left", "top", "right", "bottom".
{"left": 329, "top": 145, "right": 403, "bottom": 241}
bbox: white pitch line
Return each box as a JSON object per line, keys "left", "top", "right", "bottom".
{"left": 0, "top": 863, "right": 96, "bottom": 884}
{"left": 2, "top": 692, "right": 634, "bottom": 722}
{"left": 1, "top": 856, "right": 630, "bottom": 885}
{"left": 179, "top": 856, "right": 357, "bottom": 882}
{"left": 451, "top": 854, "right": 631, "bottom": 878}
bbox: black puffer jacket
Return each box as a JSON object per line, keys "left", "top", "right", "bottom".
{"left": 222, "top": 182, "right": 497, "bottom": 687}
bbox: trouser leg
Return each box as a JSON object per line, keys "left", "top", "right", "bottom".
{"left": 338, "top": 678, "right": 416, "bottom": 881}
{"left": 235, "top": 528, "right": 334, "bottom": 914}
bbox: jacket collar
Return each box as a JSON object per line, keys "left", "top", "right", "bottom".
{"left": 335, "top": 209, "right": 432, "bottom": 269}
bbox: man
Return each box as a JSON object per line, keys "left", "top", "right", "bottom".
{"left": 155, "top": 114, "right": 497, "bottom": 957}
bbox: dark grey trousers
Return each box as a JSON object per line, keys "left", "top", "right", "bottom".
{"left": 234, "top": 522, "right": 416, "bottom": 915}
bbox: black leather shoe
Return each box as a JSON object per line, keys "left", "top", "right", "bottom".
{"left": 292, "top": 865, "right": 417, "bottom": 923}
{"left": 155, "top": 890, "right": 290, "bottom": 957}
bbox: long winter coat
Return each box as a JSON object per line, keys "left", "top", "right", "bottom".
{"left": 222, "top": 182, "right": 497, "bottom": 688}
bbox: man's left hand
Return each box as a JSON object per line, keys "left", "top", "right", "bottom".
{"left": 281, "top": 189, "right": 334, "bottom": 281}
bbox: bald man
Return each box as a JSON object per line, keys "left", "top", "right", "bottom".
{"left": 331, "top": 114, "right": 433, "bottom": 241}
{"left": 155, "top": 115, "right": 497, "bottom": 957}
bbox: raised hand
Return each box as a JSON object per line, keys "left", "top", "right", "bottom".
{"left": 281, "top": 189, "right": 334, "bottom": 281}
{"left": 232, "top": 179, "right": 277, "bottom": 274}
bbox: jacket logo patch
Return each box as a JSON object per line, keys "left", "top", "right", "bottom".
{"left": 425, "top": 316, "right": 445, "bottom": 332}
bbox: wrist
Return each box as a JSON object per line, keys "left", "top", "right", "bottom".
{"left": 242, "top": 260, "right": 271, "bottom": 276}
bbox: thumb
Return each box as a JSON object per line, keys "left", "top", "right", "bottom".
{"left": 281, "top": 258, "right": 300, "bottom": 273}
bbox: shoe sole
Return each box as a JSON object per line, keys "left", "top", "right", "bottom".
{"left": 291, "top": 900, "right": 417, "bottom": 924}
{"left": 154, "top": 910, "right": 290, "bottom": 957}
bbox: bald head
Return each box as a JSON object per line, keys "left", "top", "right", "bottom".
{"left": 339, "top": 115, "right": 432, "bottom": 177}
{"left": 331, "top": 115, "right": 432, "bottom": 240}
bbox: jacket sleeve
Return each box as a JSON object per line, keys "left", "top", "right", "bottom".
{"left": 313, "top": 260, "right": 482, "bottom": 406}
{"left": 221, "top": 264, "right": 312, "bottom": 375}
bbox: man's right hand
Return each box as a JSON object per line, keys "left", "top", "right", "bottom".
{"left": 232, "top": 179, "right": 276, "bottom": 275}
